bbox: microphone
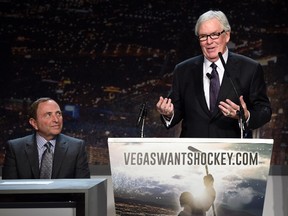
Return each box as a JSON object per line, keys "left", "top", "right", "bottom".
{"left": 206, "top": 73, "right": 212, "bottom": 80}
{"left": 136, "top": 102, "right": 147, "bottom": 127}
{"left": 218, "top": 52, "right": 247, "bottom": 136}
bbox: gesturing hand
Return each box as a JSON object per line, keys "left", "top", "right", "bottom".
{"left": 156, "top": 96, "right": 174, "bottom": 118}
{"left": 219, "top": 96, "right": 250, "bottom": 120}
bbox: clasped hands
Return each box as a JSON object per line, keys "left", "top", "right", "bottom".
{"left": 156, "top": 96, "right": 250, "bottom": 120}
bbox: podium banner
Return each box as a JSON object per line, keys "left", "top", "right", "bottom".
{"left": 108, "top": 138, "right": 273, "bottom": 216}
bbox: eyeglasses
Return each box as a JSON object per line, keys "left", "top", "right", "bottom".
{"left": 198, "top": 30, "right": 226, "bottom": 42}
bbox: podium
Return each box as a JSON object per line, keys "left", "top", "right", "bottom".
{"left": 0, "top": 178, "right": 107, "bottom": 216}
{"left": 108, "top": 138, "right": 273, "bottom": 216}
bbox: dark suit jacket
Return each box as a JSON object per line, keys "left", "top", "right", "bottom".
{"left": 166, "top": 52, "right": 272, "bottom": 138}
{"left": 2, "top": 133, "right": 90, "bottom": 179}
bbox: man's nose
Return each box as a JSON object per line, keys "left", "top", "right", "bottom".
{"left": 206, "top": 36, "right": 213, "bottom": 43}
{"left": 51, "top": 114, "right": 59, "bottom": 121}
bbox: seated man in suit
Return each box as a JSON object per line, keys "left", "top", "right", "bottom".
{"left": 2, "top": 97, "right": 90, "bottom": 179}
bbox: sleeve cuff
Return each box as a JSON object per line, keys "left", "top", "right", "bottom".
{"left": 162, "top": 113, "right": 174, "bottom": 127}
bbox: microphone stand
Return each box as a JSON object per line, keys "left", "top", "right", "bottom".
{"left": 237, "top": 106, "right": 245, "bottom": 139}
{"left": 136, "top": 102, "right": 147, "bottom": 137}
{"left": 218, "top": 52, "right": 246, "bottom": 139}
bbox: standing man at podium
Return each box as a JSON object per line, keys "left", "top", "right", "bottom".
{"left": 2, "top": 97, "right": 90, "bottom": 179}
{"left": 156, "top": 10, "right": 271, "bottom": 138}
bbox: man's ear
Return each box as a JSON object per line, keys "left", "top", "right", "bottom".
{"left": 225, "top": 31, "right": 230, "bottom": 43}
{"left": 29, "top": 118, "right": 38, "bottom": 130}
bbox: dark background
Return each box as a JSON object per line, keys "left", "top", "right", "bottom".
{"left": 0, "top": 0, "right": 287, "bottom": 169}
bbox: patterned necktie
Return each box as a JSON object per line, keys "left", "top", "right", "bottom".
{"left": 209, "top": 63, "right": 220, "bottom": 112}
{"left": 40, "top": 142, "right": 53, "bottom": 179}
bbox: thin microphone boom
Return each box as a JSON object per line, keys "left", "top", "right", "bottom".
{"left": 218, "top": 52, "right": 247, "bottom": 138}
{"left": 218, "top": 52, "right": 239, "bottom": 98}
{"left": 136, "top": 102, "right": 147, "bottom": 127}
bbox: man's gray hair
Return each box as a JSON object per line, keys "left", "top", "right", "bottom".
{"left": 195, "top": 10, "right": 231, "bottom": 36}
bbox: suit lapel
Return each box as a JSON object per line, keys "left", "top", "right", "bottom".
{"left": 212, "top": 52, "right": 239, "bottom": 119}
{"left": 194, "top": 56, "right": 211, "bottom": 115}
{"left": 218, "top": 53, "right": 240, "bottom": 101}
{"left": 210, "top": 73, "right": 232, "bottom": 119}
{"left": 25, "top": 136, "right": 40, "bottom": 178}
{"left": 52, "top": 134, "right": 68, "bottom": 178}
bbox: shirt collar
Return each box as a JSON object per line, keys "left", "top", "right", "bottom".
{"left": 36, "top": 133, "right": 56, "bottom": 148}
